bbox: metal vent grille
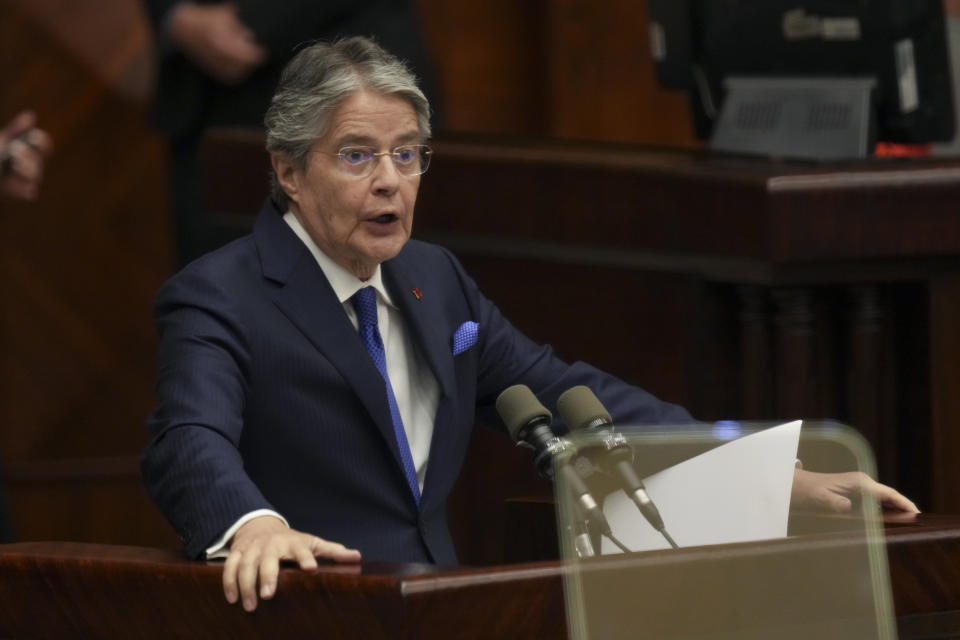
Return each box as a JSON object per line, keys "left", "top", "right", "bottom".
{"left": 805, "top": 103, "right": 852, "bottom": 131}
{"left": 735, "top": 102, "right": 782, "bottom": 131}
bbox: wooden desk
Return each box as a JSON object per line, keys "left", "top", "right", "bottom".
{"left": 1, "top": 515, "right": 959, "bottom": 639}
{"left": 0, "top": 541, "right": 564, "bottom": 639}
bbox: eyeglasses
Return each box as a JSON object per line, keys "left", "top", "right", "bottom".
{"left": 334, "top": 144, "right": 433, "bottom": 178}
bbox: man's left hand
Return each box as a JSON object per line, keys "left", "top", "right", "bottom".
{"left": 791, "top": 468, "right": 919, "bottom": 513}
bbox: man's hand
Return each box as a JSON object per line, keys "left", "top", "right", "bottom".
{"left": 791, "top": 468, "right": 920, "bottom": 514}
{"left": 166, "top": 2, "right": 267, "bottom": 84}
{"left": 223, "top": 515, "right": 361, "bottom": 612}
{"left": 0, "top": 110, "right": 53, "bottom": 201}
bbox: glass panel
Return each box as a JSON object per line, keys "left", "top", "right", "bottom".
{"left": 554, "top": 421, "right": 895, "bottom": 640}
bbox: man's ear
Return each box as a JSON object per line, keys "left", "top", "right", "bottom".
{"left": 271, "top": 152, "right": 300, "bottom": 205}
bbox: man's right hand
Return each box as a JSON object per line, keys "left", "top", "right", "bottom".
{"left": 166, "top": 2, "right": 267, "bottom": 84}
{"left": 223, "top": 515, "right": 362, "bottom": 612}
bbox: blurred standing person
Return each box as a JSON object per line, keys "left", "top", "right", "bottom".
{"left": 143, "top": 0, "right": 441, "bottom": 265}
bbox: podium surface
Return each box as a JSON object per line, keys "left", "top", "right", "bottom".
{"left": 1, "top": 514, "right": 960, "bottom": 639}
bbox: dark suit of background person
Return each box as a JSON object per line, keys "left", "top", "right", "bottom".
{"left": 142, "top": 0, "right": 440, "bottom": 265}
{"left": 141, "top": 196, "right": 692, "bottom": 564}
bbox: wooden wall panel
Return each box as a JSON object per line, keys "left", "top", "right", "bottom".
{"left": 417, "top": 0, "right": 697, "bottom": 144}
{"left": 417, "top": 0, "right": 549, "bottom": 135}
{"left": 7, "top": 0, "right": 153, "bottom": 102}
{"left": 930, "top": 277, "right": 960, "bottom": 511}
{"left": 543, "top": 0, "right": 696, "bottom": 144}
{"left": 0, "top": 1, "right": 173, "bottom": 545}
{"left": 3, "top": 458, "right": 179, "bottom": 548}
{"left": 0, "top": 2, "right": 171, "bottom": 459}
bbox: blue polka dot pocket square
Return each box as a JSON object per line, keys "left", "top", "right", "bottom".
{"left": 452, "top": 321, "right": 479, "bottom": 356}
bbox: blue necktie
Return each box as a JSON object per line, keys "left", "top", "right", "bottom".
{"left": 350, "top": 286, "right": 421, "bottom": 505}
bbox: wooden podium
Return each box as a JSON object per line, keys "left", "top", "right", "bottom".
{"left": 0, "top": 541, "right": 566, "bottom": 639}
{"left": 1, "top": 514, "right": 960, "bottom": 639}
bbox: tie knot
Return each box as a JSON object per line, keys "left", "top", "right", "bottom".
{"left": 351, "top": 286, "right": 379, "bottom": 328}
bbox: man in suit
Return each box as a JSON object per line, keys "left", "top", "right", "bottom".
{"left": 142, "top": 0, "right": 439, "bottom": 264}
{"left": 142, "top": 37, "right": 918, "bottom": 614}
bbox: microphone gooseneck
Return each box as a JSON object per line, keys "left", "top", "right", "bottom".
{"left": 496, "top": 385, "right": 625, "bottom": 551}
{"left": 557, "top": 385, "right": 678, "bottom": 549}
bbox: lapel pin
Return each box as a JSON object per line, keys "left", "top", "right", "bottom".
{"left": 412, "top": 287, "right": 423, "bottom": 300}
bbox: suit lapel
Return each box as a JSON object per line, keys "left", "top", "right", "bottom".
{"left": 254, "top": 204, "right": 408, "bottom": 484}
{"left": 383, "top": 257, "right": 459, "bottom": 507}
{"left": 383, "top": 261, "right": 456, "bottom": 401}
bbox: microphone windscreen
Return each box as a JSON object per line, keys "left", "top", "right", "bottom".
{"left": 495, "top": 384, "right": 552, "bottom": 442}
{"left": 557, "top": 385, "right": 612, "bottom": 431}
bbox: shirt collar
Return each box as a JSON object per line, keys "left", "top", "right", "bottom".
{"left": 282, "top": 211, "right": 395, "bottom": 307}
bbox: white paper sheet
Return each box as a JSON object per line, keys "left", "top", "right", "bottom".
{"left": 600, "top": 420, "right": 802, "bottom": 554}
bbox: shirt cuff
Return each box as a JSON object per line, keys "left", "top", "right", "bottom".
{"left": 204, "top": 509, "right": 289, "bottom": 559}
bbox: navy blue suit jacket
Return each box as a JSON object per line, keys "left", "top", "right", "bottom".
{"left": 142, "top": 198, "right": 692, "bottom": 562}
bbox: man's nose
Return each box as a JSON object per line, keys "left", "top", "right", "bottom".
{"left": 370, "top": 153, "right": 402, "bottom": 191}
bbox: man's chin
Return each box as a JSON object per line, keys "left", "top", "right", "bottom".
{"left": 357, "top": 236, "right": 409, "bottom": 266}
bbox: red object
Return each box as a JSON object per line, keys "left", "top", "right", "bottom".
{"left": 875, "top": 142, "right": 933, "bottom": 157}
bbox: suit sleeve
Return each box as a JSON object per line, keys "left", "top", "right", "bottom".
{"left": 235, "top": 0, "right": 376, "bottom": 55}
{"left": 142, "top": 267, "right": 275, "bottom": 559}
{"left": 435, "top": 248, "right": 694, "bottom": 432}
{"left": 140, "top": 0, "right": 362, "bottom": 58}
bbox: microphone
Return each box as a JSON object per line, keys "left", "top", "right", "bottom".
{"left": 496, "top": 384, "right": 623, "bottom": 552}
{"left": 557, "top": 385, "right": 677, "bottom": 549}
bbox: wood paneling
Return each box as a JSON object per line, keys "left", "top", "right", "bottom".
{"left": 3, "top": 457, "right": 178, "bottom": 548}
{"left": 417, "top": 0, "right": 549, "bottom": 135}
{"left": 930, "top": 277, "right": 960, "bottom": 511}
{"left": 417, "top": 0, "right": 696, "bottom": 143}
{"left": 0, "top": 3, "right": 171, "bottom": 458}
{"left": 0, "top": 1, "right": 172, "bottom": 545}
{"left": 7, "top": 0, "right": 153, "bottom": 102}
{"left": 544, "top": 0, "right": 696, "bottom": 144}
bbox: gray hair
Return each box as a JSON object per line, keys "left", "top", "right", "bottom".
{"left": 265, "top": 36, "right": 432, "bottom": 209}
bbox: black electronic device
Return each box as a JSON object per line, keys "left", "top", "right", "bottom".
{"left": 648, "top": 0, "right": 955, "bottom": 157}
